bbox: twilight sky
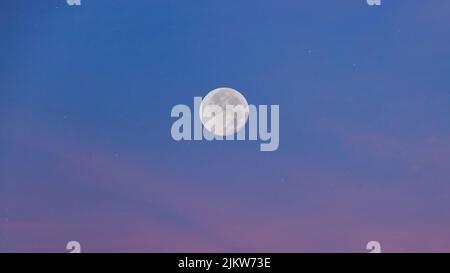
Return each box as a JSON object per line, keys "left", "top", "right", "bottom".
{"left": 1, "top": 0, "right": 450, "bottom": 252}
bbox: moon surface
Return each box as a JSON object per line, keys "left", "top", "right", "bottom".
{"left": 199, "top": 87, "right": 249, "bottom": 137}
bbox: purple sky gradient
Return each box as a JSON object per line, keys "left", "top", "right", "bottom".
{"left": 1, "top": 1, "right": 450, "bottom": 252}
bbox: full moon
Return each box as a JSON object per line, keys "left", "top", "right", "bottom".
{"left": 199, "top": 87, "right": 249, "bottom": 137}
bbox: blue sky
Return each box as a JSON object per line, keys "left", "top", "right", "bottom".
{"left": 1, "top": 0, "right": 450, "bottom": 252}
